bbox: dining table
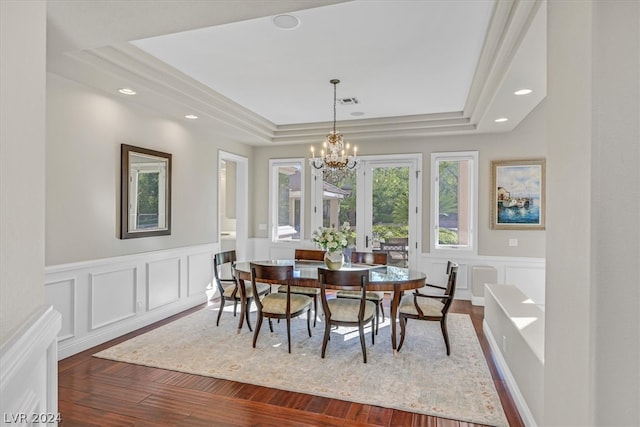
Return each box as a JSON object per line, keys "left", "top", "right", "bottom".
{"left": 233, "top": 260, "right": 427, "bottom": 351}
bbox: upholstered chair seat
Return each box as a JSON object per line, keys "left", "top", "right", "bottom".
{"left": 223, "top": 282, "right": 270, "bottom": 299}
{"left": 326, "top": 298, "right": 376, "bottom": 323}
{"left": 399, "top": 293, "right": 444, "bottom": 317}
{"left": 260, "top": 293, "right": 313, "bottom": 315}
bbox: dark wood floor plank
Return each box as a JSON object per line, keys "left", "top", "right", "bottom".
{"left": 73, "top": 394, "right": 190, "bottom": 425}
{"left": 57, "top": 299, "right": 524, "bottom": 427}
{"left": 303, "top": 394, "right": 332, "bottom": 414}
{"left": 367, "top": 405, "right": 394, "bottom": 426}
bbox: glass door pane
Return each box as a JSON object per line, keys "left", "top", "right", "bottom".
{"left": 364, "top": 164, "right": 410, "bottom": 267}
{"left": 321, "top": 168, "right": 357, "bottom": 242}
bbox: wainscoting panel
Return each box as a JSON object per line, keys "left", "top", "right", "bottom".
{"left": 0, "top": 307, "right": 61, "bottom": 426}
{"left": 146, "top": 258, "right": 180, "bottom": 310}
{"left": 90, "top": 267, "right": 137, "bottom": 330}
{"left": 45, "top": 244, "right": 215, "bottom": 359}
{"left": 43, "top": 278, "right": 76, "bottom": 341}
{"left": 187, "top": 251, "right": 214, "bottom": 297}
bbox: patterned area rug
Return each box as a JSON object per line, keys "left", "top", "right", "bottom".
{"left": 94, "top": 306, "right": 507, "bottom": 426}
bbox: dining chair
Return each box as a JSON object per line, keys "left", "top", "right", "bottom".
{"left": 397, "top": 263, "right": 459, "bottom": 355}
{"left": 277, "top": 249, "right": 324, "bottom": 327}
{"left": 250, "top": 263, "right": 312, "bottom": 353}
{"left": 318, "top": 268, "right": 376, "bottom": 363}
{"left": 214, "top": 250, "right": 270, "bottom": 331}
{"left": 379, "top": 238, "right": 408, "bottom": 267}
{"left": 335, "top": 251, "right": 388, "bottom": 334}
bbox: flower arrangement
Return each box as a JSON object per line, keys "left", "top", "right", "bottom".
{"left": 312, "top": 222, "right": 352, "bottom": 253}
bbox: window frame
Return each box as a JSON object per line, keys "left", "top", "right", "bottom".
{"left": 430, "top": 151, "right": 478, "bottom": 254}
{"left": 269, "top": 158, "right": 305, "bottom": 243}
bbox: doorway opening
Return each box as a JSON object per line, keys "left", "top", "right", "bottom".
{"left": 218, "top": 151, "right": 249, "bottom": 260}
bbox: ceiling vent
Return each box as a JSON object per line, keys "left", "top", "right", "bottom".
{"left": 338, "top": 97, "right": 359, "bottom": 105}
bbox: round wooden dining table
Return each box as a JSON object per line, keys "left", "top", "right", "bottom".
{"left": 233, "top": 260, "right": 426, "bottom": 351}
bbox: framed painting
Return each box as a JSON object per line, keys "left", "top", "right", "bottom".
{"left": 490, "top": 159, "right": 545, "bottom": 230}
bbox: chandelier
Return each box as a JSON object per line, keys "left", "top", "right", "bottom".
{"left": 309, "top": 79, "right": 358, "bottom": 177}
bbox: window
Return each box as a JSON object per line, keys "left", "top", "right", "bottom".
{"left": 431, "top": 151, "right": 478, "bottom": 253}
{"left": 270, "top": 159, "right": 304, "bottom": 242}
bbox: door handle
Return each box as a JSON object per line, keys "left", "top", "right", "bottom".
{"left": 365, "top": 235, "right": 369, "bottom": 248}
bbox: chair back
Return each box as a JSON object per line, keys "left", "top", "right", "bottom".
{"left": 386, "top": 237, "right": 408, "bottom": 245}
{"left": 294, "top": 249, "right": 325, "bottom": 261}
{"left": 442, "top": 264, "right": 459, "bottom": 313}
{"left": 250, "top": 263, "right": 293, "bottom": 312}
{"left": 445, "top": 260, "right": 454, "bottom": 275}
{"left": 350, "top": 251, "right": 387, "bottom": 265}
{"left": 214, "top": 250, "right": 237, "bottom": 293}
{"left": 318, "top": 268, "right": 370, "bottom": 319}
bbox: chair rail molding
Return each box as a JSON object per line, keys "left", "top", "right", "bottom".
{"left": 45, "top": 244, "right": 216, "bottom": 359}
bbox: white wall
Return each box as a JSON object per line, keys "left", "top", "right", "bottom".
{"left": 591, "top": 3, "right": 640, "bottom": 423}
{"left": 45, "top": 73, "right": 253, "bottom": 266}
{"left": 252, "top": 101, "right": 547, "bottom": 259}
{"left": 0, "top": 1, "right": 47, "bottom": 345}
{"left": 546, "top": 2, "right": 640, "bottom": 425}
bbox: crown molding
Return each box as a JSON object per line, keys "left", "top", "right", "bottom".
{"left": 465, "top": 0, "right": 544, "bottom": 125}
{"left": 47, "top": 0, "right": 544, "bottom": 146}
{"left": 50, "top": 44, "right": 276, "bottom": 143}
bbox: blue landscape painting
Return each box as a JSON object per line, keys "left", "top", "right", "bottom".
{"left": 495, "top": 164, "right": 543, "bottom": 225}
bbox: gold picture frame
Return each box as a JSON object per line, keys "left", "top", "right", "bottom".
{"left": 491, "top": 159, "right": 545, "bottom": 230}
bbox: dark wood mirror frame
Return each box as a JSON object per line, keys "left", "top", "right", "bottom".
{"left": 120, "top": 144, "right": 172, "bottom": 239}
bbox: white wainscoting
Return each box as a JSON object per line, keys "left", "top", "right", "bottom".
{"left": 418, "top": 254, "right": 546, "bottom": 305}
{"left": 0, "top": 306, "right": 61, "bottom": 426}
{"left": 45, "top": 244, "right": 216, "bottom": 359}
{"left": 248, "top": 238, "right": 546, "bottom": 305}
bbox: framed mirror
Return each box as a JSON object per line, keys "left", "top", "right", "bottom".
{"left": 120, "top": 144, "right": 172, "bottom": 239}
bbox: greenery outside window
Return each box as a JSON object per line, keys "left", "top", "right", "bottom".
{"left": 431, "top": 151, "right": 478, "bottom": 253}
{"left": 269, "top": 159, "right": 304, "bottom": 242}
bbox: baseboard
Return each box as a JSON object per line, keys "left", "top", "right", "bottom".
{"left": 483, "top": 319, "right": 538, "bottom": 427}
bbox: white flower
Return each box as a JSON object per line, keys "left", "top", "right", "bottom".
{"left": 312, "top": 226, "right": 349, "bottom": 252}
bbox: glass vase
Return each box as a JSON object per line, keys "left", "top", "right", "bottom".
{"left": 324, "top": 250, "right": 344, "bottom": 270}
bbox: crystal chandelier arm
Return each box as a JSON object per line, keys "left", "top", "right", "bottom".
{"left": 308, "top": 78, "right": 358, "bottom": 175}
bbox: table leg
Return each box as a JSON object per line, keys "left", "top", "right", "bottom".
{"left": 237, "top": 278, "right": 247, "bottom": 333}
{"left": 390, "top": 289, "right": 402, "bottom": 351}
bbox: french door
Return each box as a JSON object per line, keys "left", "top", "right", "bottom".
{"left": 311, "top": 154, "right": 421, "bottom": 269}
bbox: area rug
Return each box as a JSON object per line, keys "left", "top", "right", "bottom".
{"left": 94, "top": 306, "right": 507, "bottom": 426}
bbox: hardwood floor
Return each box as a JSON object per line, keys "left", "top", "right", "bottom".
{"left": 58, "top": 298, "right": 524, "bottom": 426}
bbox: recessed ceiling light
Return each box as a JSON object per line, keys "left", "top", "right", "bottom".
{"left": 350, "top": 112, "right": 365, "bottom": 117}
{"left": 494, "top": 117, "right": 509, "bottom": 123}
{"left": 272, "top": 14, "right": 300, "bottom": 30}
{"left": 514, "top": 88, "right": 533, "bottom": 95}
{"left": 184, "top": 114, "right": 199, "bottom": 120}
{"left": 118, "top": 88, "right": 136, "bottom": 95}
